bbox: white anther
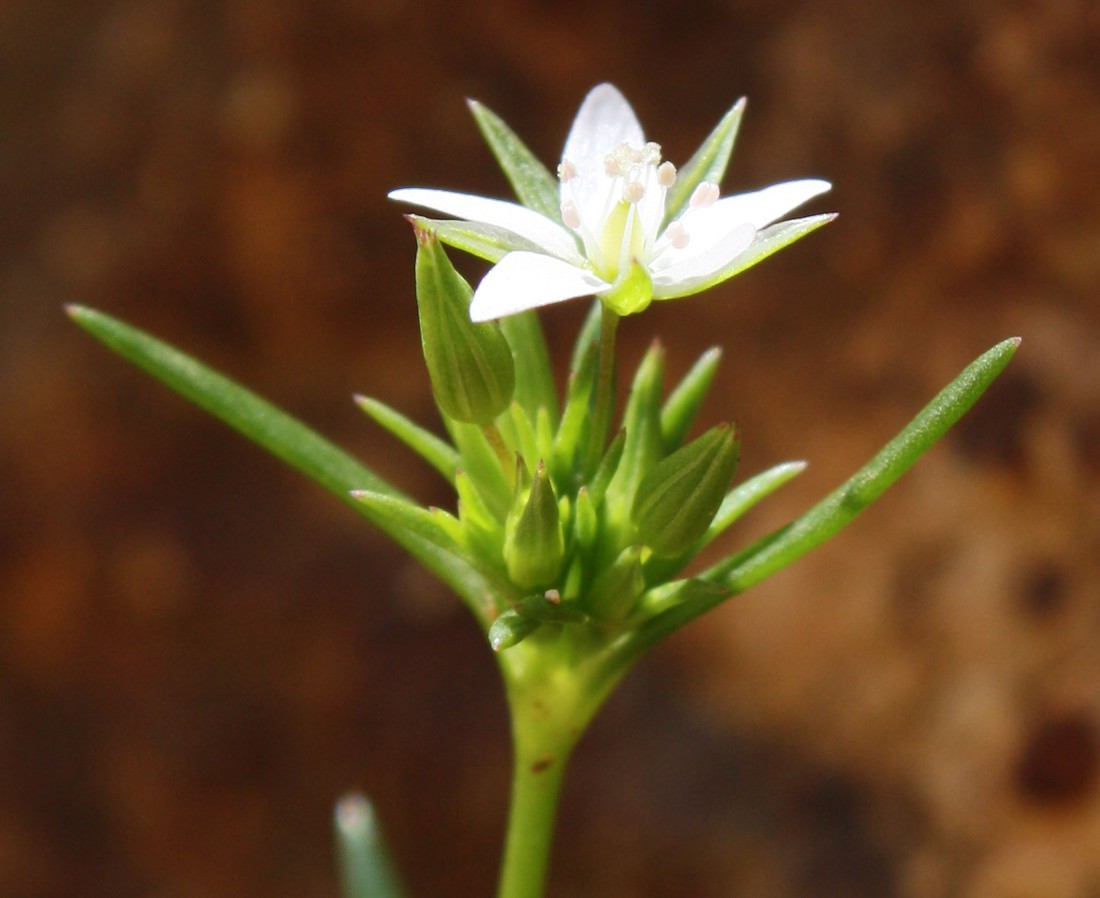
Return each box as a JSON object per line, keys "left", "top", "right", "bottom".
{"left": 689, "top": 181, "right": 720, "bottom": 209}
{"left": 665, "top": 221, "right": 689, "bottom": 249}
{"left": 623, "top": 181, "right": 645, "bottom": 204}
{"left": 657, "top": 161, "right": 677, "bottom": 188}
{"left": 558, "top": 159, "right": 578, "bottom": 182}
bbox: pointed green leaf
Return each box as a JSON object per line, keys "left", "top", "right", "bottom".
{"left": 508, "top": 402, "right": 541, "bottom": 478}
{"left": 468, "top": 98, "right": 562, "bottom": 223}
{"left": 335, "top": 794, "right": 406, "bottom": 898}
{"left": 664, "top": 99, "right": 745, "bottom": 226}
{"left": 499, "top": 312, "right": 559, "bottom": 425}
{"left": 604, "top": 341, "right": 665, "bottom": 518}
{"left": 67, "top": 305, "right": 398, "bottom": 503}
{"left": 351, "top": 490, "right": 510, "bottom": 625}
{"left": 67, "top": 305, "right": 506, "bottom": 623}
{"left": 354, "top": 394, "right": 458, "bottom": 485}
{"left": 551, "top": 331, "right": 598, "bottom": 490}
{"left": 449, "top": 421, "right": 513, "bottom": 521}
{"left": 617, "top": 337, "right": 1022, "bottom": 666}
{"left": 660, "top": 346, "right": 722, "bottom": 453}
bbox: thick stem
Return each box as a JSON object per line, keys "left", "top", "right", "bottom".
{"left": 496, "top": 734, "right": 571, "bottom": 898}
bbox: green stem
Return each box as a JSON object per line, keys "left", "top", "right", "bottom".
{"left": 584, "top": 305, "right": 620, "bottom": 475}
{"left": 496, "top": 734, "right": 571, "bottom": 898}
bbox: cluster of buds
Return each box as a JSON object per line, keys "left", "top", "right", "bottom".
{"left": 355, "top": 222, "right": 792, "bottom": 653}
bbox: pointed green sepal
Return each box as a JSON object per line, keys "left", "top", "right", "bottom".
{"left": 632, "top": 424, "right": 740, "bottom": 557}
{"left": 663, "top": 99, "right": 746, "bottom": 226}
{"left": 413, "top": 222, "right": 515, "bottom": 424}
{"left": 467, "top": 98, "right": 562, "bottom": 223}
{"left": 660, "top": 347, "right": 722, "bottom": 453}
{"left": 406, "top": 214, "right": 547, "bottom": 264}
{"left": 660, "top": 214, "right": 836, "bottom": 301}
{"left": 335, "top": 794, "right": 406, "bottom": 898}
{"left": 504, "top": 461, "right": 565, "bottom": 589}
{"left": 586, "top": 545, "right": 646, "bottom": 621}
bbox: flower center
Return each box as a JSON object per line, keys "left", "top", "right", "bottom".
{"left": 559, "top": 141, "right": 678, "bottom": 283}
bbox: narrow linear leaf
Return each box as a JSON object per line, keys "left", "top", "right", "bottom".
{"left": 68, "top": 305, "right": 504, "bottom": 621}
{"left": 660, "top": 346, "right": 723, "bottom": 453}
{"left": 352, "top": 490, "right": 510, "bottom": 625}
{"left": 354, "top": 394, "right": 458, "bottom": 485}
{"left": 468, "top": 98, "right": 562, "bottom": 223}
{"left": 616, "top": 337, "right": 1022, "bottom": 666}
{"left": 335, "top": 794, "right": 406, "bottom": 898}
{"left": 499, "top": 311, "right": 559, "bottom": 425}
{"left": 67, "top": 305, "right": 397, "bottom": 503}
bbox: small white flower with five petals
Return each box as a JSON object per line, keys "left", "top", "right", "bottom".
{"left": 391, "top": 84, "right": 832, "bottom": 322}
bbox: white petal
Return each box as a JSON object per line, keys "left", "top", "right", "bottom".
{"left": 560, "top": 84, "right": 645, "bottom": 237}
{"left": 651, "top": 223, "right": 756, "bottom": 297}
{"left": 562, "top": 84, "right": 645, "bottom": 174}
{"left": 707, "top": 179, "right": 831, "bottom": 229}
{"left": 469, "top": 252, "right": 608, "bottom": 322}
{"left": 389, "top": 188, "right": 582, "bottom": 263}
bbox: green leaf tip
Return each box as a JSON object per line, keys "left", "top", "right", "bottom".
{"left": 335, "top": 793, "right": 406, "bottom": 898}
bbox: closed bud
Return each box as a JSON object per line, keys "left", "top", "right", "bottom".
{"left": 586, "top": 545, "right": 645, "bottom": 621}
{"left": 504, "top": 461, "right": 564, "bottom": 589}
{"left": 413, "top": 221, "right": 514, "bottom": 424}
{"left": 631, "top": 424, "right": 740, "bottom": 557}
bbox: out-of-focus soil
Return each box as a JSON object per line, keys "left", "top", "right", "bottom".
{"left": 2, "top": 1, "right": 1099, "bottom": 896}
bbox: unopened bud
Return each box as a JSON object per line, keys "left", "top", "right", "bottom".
{"left": 413, "top": 221, "right": 514, "bottom": 424}
{"left": 631, "top": 424, "right": 740, "bottom": 556}
{"left": 504, "top": 461, "right": 564, "bottom": 589}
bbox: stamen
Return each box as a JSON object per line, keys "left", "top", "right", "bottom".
{"left": 623, "top": 181, "right": 645, "bottom": 204}
{"left": 665, "top": 221, "right": 689, "bottom": 249}
{"left": 558, "top": 159, "right": 577, "bottom": 182}
{"left": 689, "top": 182, "right": 720, "bottom": 209}
{"left": 657, "top": 161, "right": 677, "bottom": 188}
{"left": 561, "top": 199, "right": 580, "bottom": 230}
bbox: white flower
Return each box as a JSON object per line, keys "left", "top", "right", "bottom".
{"left": 391, "top": 84, "right": 832, "bottom": 322}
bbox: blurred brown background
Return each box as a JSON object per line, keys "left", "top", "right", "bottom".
{"left": 3, "top": 0, "right": 1100, "bottom": 896}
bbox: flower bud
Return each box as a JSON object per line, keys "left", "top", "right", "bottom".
{"left": 631, "top": 424, "right": 740, "bottom": 557}
{"left": 504, "top": 461, "right": 564, "bottom": 589}
{"left": 413, "top": 221, "right": 514, "bottom": 424}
